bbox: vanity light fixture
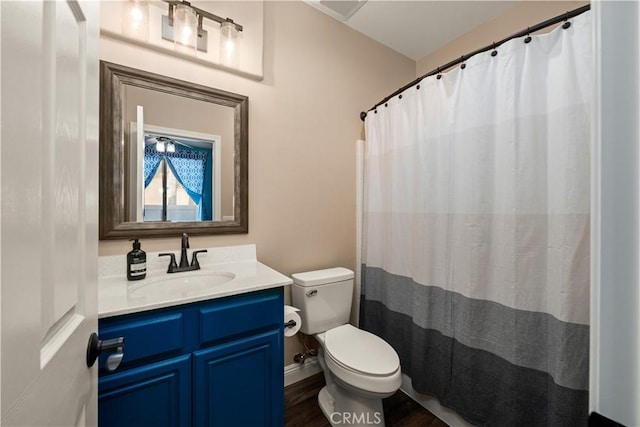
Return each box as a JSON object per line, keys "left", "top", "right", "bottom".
{"left": 121, "top": 0, "right": 243, "bottom": 67}
{"left": 122, "top": 0, "right": 149, "bottom": 41}
{"left": 162, "top": 0, "right": 243, "bottom": 66}
{"left": 220, "top": 20, "right": 239, "bottom": 68}
{"left": 172, "top": 2, "right": 198, "bottom": 53}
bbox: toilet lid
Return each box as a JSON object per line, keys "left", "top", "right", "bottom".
{"left": 324, "top": 324, "right": 399, "bottom": 376}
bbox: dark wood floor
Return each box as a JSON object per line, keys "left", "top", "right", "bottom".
{"left": 285, "top": 373, "right": 448, "bottom": 427}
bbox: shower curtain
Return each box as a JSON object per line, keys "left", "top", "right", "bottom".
{"left": 360, "top": 12, "right": 591, "bottom": 426}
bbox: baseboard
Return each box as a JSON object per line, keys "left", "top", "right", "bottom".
{"left": 400, "top": 374, "right": 472, "bottom": 427}
{"left": 284, "top": 356, "right": 322, "bottom": 387}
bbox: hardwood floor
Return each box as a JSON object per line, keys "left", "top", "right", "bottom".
{"left": 284, "top": 373, "right": 448, "bottom": 427}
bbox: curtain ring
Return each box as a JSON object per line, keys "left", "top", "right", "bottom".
{"left": 491, "top": 42, "right": 498, "bottom": 57}
{"left": 524, "top": 28, "right": 532, "bottom": 44}
{"left": 460, "top": 56, "right": 466, "bottom": 70}
{"left": 562, "top": 11, "right": 571, "bottom": 29}
{"left": 436, "top": 67, "right": 442, "bottom": 80}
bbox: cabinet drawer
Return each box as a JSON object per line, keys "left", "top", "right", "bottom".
{"left": 199, "top": 291, "right": 282, "bottom": 345}
{"left": 99, "top": 312, "right": 185, "bottom": 368}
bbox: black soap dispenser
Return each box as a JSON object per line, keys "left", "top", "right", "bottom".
{"left": 127, "top": 238, "right": 146, "bottom": 281}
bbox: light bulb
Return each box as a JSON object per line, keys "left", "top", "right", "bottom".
{"left": 167, "top": 142, "right": 176, "bottom": 153}
{"left": 219, "top": 21, "right": 239, "bottom": 68}
{"left": 156, "top": 140, "right": 165, "bottom": 152}
{"left": 224, "top": 39, "right": 235, "bottom": 55}
{"left": 173, "top": 4, "right": 197, "bottom": 55}
{"left": 130, "top": 8, "right": 143, "bottom": 26}
{"left": 122, "top": 0, "right": 149, "bottom": 41}
{"left": 179, "top": 26, "right": 193, "bottom": 43}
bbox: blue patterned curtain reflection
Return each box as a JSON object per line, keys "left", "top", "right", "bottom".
{"left": 143, "top": 142, "right": 213, "bottom": 221}
{"left": 143, "top": 144, "right": 162, "bottom": 188}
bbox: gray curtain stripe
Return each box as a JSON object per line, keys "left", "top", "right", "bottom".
{"left": 362, "top": 265, "right": 589, "bottom": 391}
{"left": 360, "top": 298, "right": 589, "bottom": 427}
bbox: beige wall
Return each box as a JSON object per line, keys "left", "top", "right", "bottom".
{"left": 416, "top": 1, "right": 588, "bottom": 76}
{"left": 99, "top": 1, "right": 415, "bottom": 364}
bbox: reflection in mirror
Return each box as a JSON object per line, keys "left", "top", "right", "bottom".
{"left": 99, "top": 61, "right": 248, "bottom": 239}
{"left": 140, "top": 134, "right": 215, "bottom": 222}
{"left": 122, "top": 86, "right": 235, "bottom": 223}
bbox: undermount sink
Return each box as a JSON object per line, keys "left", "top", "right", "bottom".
{"left": 129, "top": 271, "right": 236, "bottom": 297}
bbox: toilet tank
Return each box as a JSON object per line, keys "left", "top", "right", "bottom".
{"left": 291, "top": 267, "right": 354, "bottom": 335}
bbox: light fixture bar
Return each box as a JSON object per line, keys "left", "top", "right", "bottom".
{"left": 163, "top": 0, "right": 243, "bottom": 33}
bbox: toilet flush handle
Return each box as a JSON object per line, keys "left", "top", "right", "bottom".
{"left": 306, "top": 290, "right": 318, "bottom": 297}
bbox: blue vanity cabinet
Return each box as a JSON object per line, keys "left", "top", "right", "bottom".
{"left": 98, "top": 287, "right": 284, "bottom": 427}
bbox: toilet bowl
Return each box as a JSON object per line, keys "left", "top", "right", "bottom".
{"left": 291, "top": 268, "right": 402, "bottom": 427}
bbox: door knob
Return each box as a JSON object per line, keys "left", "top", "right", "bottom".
{"left": 86, "top": 333, "right": 125, "bottom": 372}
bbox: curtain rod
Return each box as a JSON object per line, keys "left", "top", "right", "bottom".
{"left": 359, "top": 4, "right": 591, "bottom": 122}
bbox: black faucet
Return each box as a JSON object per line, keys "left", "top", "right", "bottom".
{"left": 159, "top": 233, "right": 208, "bottom": 273}
{"left": 179, "top": 233, "right": 190, "bottom": 268}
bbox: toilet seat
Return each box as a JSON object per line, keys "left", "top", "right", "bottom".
{"left": 324, "top": 324, "right": 399, "bottom": 376}
{"left": 318, "top": 324, "right": 402, "bottom": 394}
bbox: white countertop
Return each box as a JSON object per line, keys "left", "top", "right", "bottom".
{"left": 99, "top": 244, "right": 292, "bottom": 318}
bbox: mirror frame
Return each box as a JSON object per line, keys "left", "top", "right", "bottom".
{"left": 99, "top": 61, "right": 248, "bottom": 239}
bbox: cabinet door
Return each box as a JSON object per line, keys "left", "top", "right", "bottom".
{"left": 193, "top": 329, "right": 284, "bottom": 427}
{"left": 99, "top": 354, "right": 191, "bottom": 427}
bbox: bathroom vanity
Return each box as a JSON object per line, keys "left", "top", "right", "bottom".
{"left": 97, "top": 245, "right": 291, "bottom": 427}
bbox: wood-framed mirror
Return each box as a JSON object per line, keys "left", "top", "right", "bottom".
{"left": 99, "top": 61, "right": 248, "bottom": 239}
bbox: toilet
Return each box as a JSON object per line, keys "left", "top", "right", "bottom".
{"left": 292, "top": 267, "right": 401, "bottom": 427}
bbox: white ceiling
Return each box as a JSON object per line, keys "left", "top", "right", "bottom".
{"left": 307, "top": 1, "right": 519, "bottom": 61}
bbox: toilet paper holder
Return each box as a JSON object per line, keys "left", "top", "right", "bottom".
{"left": 284, "top": 319, "right": 297, "bottom": 329}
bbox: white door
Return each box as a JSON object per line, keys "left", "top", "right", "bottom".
{"left": 1, "top": 0, "right": 99, "bottom": 425}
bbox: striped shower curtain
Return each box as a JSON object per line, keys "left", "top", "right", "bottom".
{"left": 360, "top": 12, "right": 591, "bottom": 426}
